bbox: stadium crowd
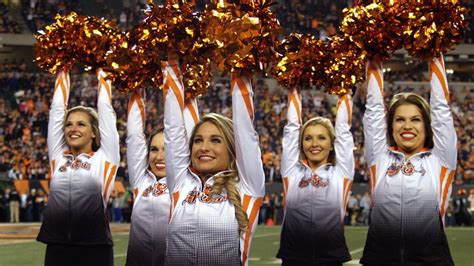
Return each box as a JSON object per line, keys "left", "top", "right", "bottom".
{"left": 0, "top": 2, "right": 22, "bottom": 33}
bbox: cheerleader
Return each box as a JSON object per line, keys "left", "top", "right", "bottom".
{"left": 37, "top": 70, "right": 120, "bottom": 266}
{"left": 360, "top": 54, "right": 456, "bottom": 265}
{"left": 162, "top": 60, "right": 265, "bottom": 266}
{"left": 125, "top": 88, "right": 198, "bottom": 266}
{"left": 276, "top": 89, "right": 354, "bottom": 266}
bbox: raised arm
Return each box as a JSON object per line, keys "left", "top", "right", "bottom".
{"left": 429, "top": 54, "right": 457, "bottom": 169}
{"left": 363, "top": 59, "right": 387, "bottom": 166}
{"left": 335, "top": 94, "right": 355, "bottom": 221}
{"left": 126, "top": 89, "right": 149, "bottom": 189}
{"left": 231, "top": 76, "right": 265, "bottom": 197}
{"left": 47, "top": 71, "right": 70, "bottom": 163}
{"left": 335, "top": 94, "right": 354, "bottom": 179}
{"left": 97, "top": 69, "right": 120, "bottom": 205}
{"left": 231, "top": 75, "right": 265, "bottom": 266}
{"left": 163, "top": 60, "right": 191, "bottom": 193}
{"left": 183, "top": 96, "right": 199, "bottom": 141}
{"left": 97, "top": 69, "right": 120, "bottom": 165}
{"left": 281, "top": 88, "right": 302, "bottom": 178}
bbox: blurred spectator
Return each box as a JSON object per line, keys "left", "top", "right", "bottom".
{"left": 259, "top": 194, "right": 270, "bottom": 225}
{"left": 9, "top": 187, "right": 20, "bottom": 222}
{"left": 0, "top": 3, "right": 22, "bottom": 33}
{"left": 34, "top": 188, "right": 46, "bottom": 221}
{"left": 446, "top": 199, "right": 456, "bottom": 227}
{"left": 113, "top": 191, "right": 125, "bottom": 223}
{"left": 0, "top": 188, "right": 10, "bottom": 222}
{"left": 346, "top": 193, "right": 358, "bottom": 225}
{"left": 454, "top": 189, "right": 472, "bottom": 226}
{"left": 359, "top": 192, "right": 371, "bottom": 225}
{"left": 21, "top": 0, "right": 78, "bottom": 33}
{"left": 25, "top": 188, "right": 35, "bottom": 222}
{"left": 272, "top": 193, "right": 284, "bottom": 225}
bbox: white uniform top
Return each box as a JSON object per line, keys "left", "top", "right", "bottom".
{"left": 277, "top": 89, "right": 354, "bottom": 263}
{"left": 360, "top": 55, "right": 456, "bottom": 265}
{"left": 37, "top": 70, "right": 120, "bottom": 245}
{"left": 163, "top": 60, "right": 265, "bottom": 266}
{"left": 125, "top": 89, "right": 198, "bottom": 266}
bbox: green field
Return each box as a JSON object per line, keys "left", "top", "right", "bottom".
{"left": 1, "top": 226, "right": 473, "bottom": 266}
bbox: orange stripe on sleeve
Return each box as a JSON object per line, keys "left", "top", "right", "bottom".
{"left": 242, "top": 197, "right": 263, "bottom": 265}
{"left": 169, "top": 192, "right": 180, "bottom": 222}
{"left": 55, "top": 74, "right": 68, "bottom": 104}
{"left": 126, "top": 93, "right": 146, "bottom": 125}
{"left": 431, "top": 63, "right": 450, "bottom": 103}
{"left": 344, "top": 179, "right": 353, "bottom": 212}
{"left": 103, "top": 161, "right": 110, "bottom": 184}
{"left": 289, "top": 91, "right": 302, "bottom": 125}
{"left": 167, "top": 74, "right": 184, "bottom": 112}
{"left": 367, "top": 62, "right": 383, "bottom": 95}
{"left": 439, "top": 166, "right": 448, "bottom": 197}
{"left": 127, "top": 94, "right": 137, "bottom": 115}
{"left": 172, "top": 191, "right": 180, "bottom": 210}
{"left": 172, "top": 66, "right": 181, "bottom": 80}
{"left": 100, "top": 79, "right": 112, "bottom": 102}
{"left": 54, "top": 74, "right": 62, "bottom": 94}
{"left": 137, "top": 96, "right": 146, "bottom": 125}
{"left": 185, "top": 99, "right": 199, "bottom": 124}
{"left": 436, "top": 55, "right": 445, "bottom": 70}
{"left": 342, "top": 178, "right": 353, "bottom": 209}
{"left": 337, "top": 95, "right": 351, "bottom": 126}
{"left": 103, "top": 165, "right": 117, "bottom": 199}
{"left": 370, "top": 165, "right": 377, "bottom": 195}
{"left": 440, "top": 169, "right": 455, "bottom": 217}
{"left": 48, "top": 160, "right": 56, "bottom": 179}
{"left": 232, "top": 77, "right": 254, "bottom": 120}
{"left": 342, "top": 178, "right": 348, "bottom": 207}
{"left": 283, "top": 177, "right": 289, "bottom": 210}
{"left": 242, "top": 194, "right": 251, "bottom": 212}
{"left": 133, "top": 187, "right": 139, "bottom": 199}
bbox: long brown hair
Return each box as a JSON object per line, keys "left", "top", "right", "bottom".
{"left": 189, "top": 113, "right": 249, "bottom": 234}
{"left": 387, "top": 92, "right": 434, "bottom": 149}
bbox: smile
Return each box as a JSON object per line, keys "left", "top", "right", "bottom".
{"left": 198, "top": 155, "right": 215, "bottom": 162}
{"left": 309, "top": 149, "right": 322, "bottom": 154}
{"left": 401, "top": 132, "right": 416, "bottom": 140}
{"left": 69, "top": 134, "right": 81, "bottom": 139}
{"left": 155, "top": 163, "right": 165, "bottom": 169}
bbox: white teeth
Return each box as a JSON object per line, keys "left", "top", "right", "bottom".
{"left": 309, "top": 149, "right": 321, "bottom": 154}
{"left": 155, "top": 163, "right": 165, "bottom": 168}
{"left": 401, "top": 133, "right": 415, "bottom": 139}
{"left": 199, "top": 156, "right": 214, "bottom": 162}
{"left": 69, "top": 134, "right": 80, "bottom": 139}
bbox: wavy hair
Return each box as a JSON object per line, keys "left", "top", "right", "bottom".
{"left": 189, "top": 113, "right": 249, "bottom": 234}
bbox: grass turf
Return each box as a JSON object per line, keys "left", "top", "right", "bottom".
{"left": 0, "top": 226, "right": 473, "bottom": 266}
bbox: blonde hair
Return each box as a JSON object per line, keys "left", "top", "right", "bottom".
{"left": 189, "top": 113, "right": 249, "bottom": 234}
{"left": 299, "top": 117, "right": 336, "bottom": 165}
{"left": 65, "top": 106, "right": 100, "bottom": 151}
